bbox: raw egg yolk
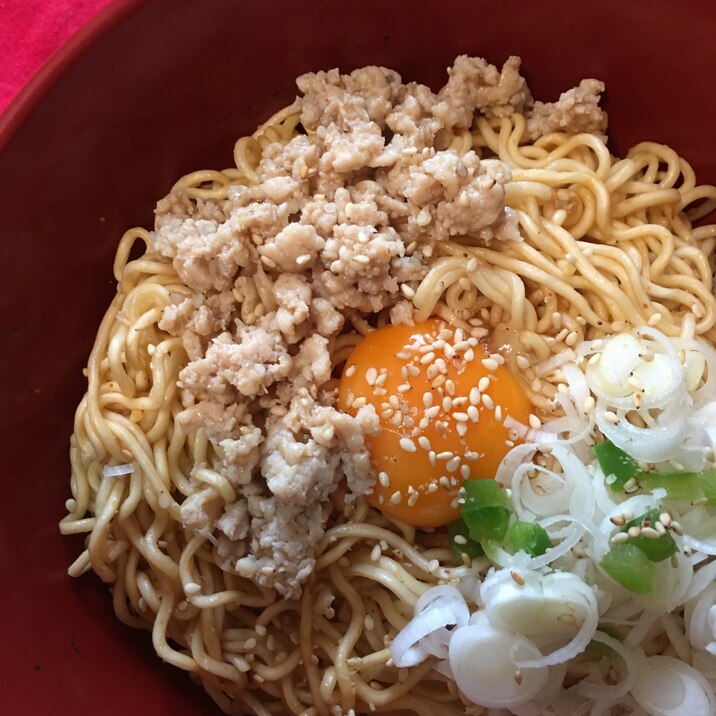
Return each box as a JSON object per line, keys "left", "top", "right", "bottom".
{"left": 338, "top": 319, "right": 531, "bottom": 528}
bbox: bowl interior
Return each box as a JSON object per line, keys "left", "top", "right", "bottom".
{"left": 1, "top": 0, "right": 715, "bottom": 712}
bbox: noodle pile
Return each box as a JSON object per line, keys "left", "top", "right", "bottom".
{"left": 61, "top": 85, "right": 716, "bottom": 715}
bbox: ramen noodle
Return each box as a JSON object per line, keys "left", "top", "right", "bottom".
{"left": 61, "top": 56, "right": 716, "bottom": 715}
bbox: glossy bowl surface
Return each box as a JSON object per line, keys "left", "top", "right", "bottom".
{"left": 1, "top": 1, "right": 715, "bottom": 713}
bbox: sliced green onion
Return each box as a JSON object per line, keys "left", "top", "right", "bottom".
{"left": 507, "top": 520, "right": 551, "bottom": 557}
{"left": 639, "top": 468, "right": 716, "bottom": 505}
{"left": 620, "top": 510, "right": 677, "bottom": 562}
{"left": 447, "top": 519, "right": 484, "bottom": 559}
{"left": 593, "top": 440, "right": 639, "bottom": 489}
{"left": 462, "top": 479, "right": 510, "bottom": 509}
{"left": 600, "top": 542, "right": 657, "bottom": 594}
{"left": 462, "top": 505, "right": 511, "bottom": 544}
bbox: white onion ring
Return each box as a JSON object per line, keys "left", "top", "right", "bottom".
{"left": 577, "top": 631, "right": 638, "bottom": 701}
{"left": 449, "top": 622, "right": 549, "bottom": 708}
{"left": 631, "top": 655, "right": 716, "bottom": 716}
{"left": 389, "top": 585, "right": 469, "bottom": 667}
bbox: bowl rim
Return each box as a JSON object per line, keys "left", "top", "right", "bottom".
{"left": 0, "top": 0, "right": 144, "bottom": 153}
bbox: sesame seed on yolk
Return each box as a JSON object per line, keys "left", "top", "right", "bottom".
{"left": 338, "top": 318, "right": 531, "bottom": 528}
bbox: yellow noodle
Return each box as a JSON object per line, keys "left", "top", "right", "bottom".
{"left": 62, "top": 101, "right": 716, "bottom": 715}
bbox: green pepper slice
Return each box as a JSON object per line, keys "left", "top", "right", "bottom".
{"left": 593, "top": 441, "right": 640, "bottom": 489}
{"left": 447, "top": 519, "right": 484, "bottom": 559}
{"left": 462, "top": 505, "right": 511, "bottom": 543}
{"left": 462, "top": 479, "right": 510, "bottom": 509}
{"left": 600, "top": 542, "right": 657, "bottom": 594}
{"left": 507, "top": 520, "right": 551, "bottom": 556}
{"left": 620, "top": 510, "right": 678, "bottom": 562}
{"left": 639, "top": 469, "right": 716, "bottom": 505}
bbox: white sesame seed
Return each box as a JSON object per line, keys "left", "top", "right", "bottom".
{"left": 397, "top": 383, "right": 411, "bottom": 393}
{"left": 370, "top": 544, "right": 382, "bottom": 561}
{"left": 554, "top": 327, "right": 569, "bottom": 343}
{"left": 460, "top": 465, "right": 470, "bottom": 480}
{"left": 478, "top": 376, "right": 490, "bottom": 392}
{"left": 439, "top": 476, "right": 451, "bottom": 489}
{"left": 418, "top": 436, "right": 431, "bottom": 451}
{"left": 437, "top": 451, "right": 454, "bottom": 460}
{"left": 454, "top": 534, "right": 468, "bottom": 545}
{"left": 659, "top": 512, "right": 672, "bottom": 527}
{"left": 528, "top": 414, "right": 542, "bottom": 430}
{"left": 345, "top": 364, "right": 356, "bottom": 377}
{"left": 420, "top": 351, "right": 436, "bottom": 365}
{"left": 516, "top": 355, "right": 530, "bottom": 370}
{"left": 446, "top": 457, "right": 461, "bottom": 472}
{"left": 628, "top": 376, "right": 643, "bottom": 391}
{"left": 610, "top": 532, "right": 629, "bottom": 544}
{"left": 627, "top": 525, "right": 641, "bottom": 538}
{"left": 603, "top": 410, "right": 619, "bottom": 424}
{"left": 399, "top": 438, "right": 416, "bottom": 453}
{"left": 452, "top": 397, "right": 468, "bottom": 407}
{"left": 467, "top": 405, "right": 480, "bottom": 422}
{"left": 623, "top": 477, "right": 639, "bottom": 493}
{"left": 427, "top": 481, "right": 438, "bottom": 493}
{"left": 400, "top": 283, "right": 416, "bottom": 299}
{"left": 389, "top": 396, "right": 400, "bottom": 408}
{"left": 425, "top": 405, "right": 440, "bottom": 419}
{"left": 444, "top": 343, "right": 455, "bottom": 359}
{"left": 295, "top": 253, "right": 312, "bottom": 266}
{"left": 464, "top": 348, "right": 475, "bottom": 362}
{"left": 390, "top": 413, "right": 402, "bottom": 426}
{"left": 442, "top": 397, "right": 453, "bottom": 412}
{"left": 365, "top": 367, "right": 378, "bottom": 386}
{"left": 551, "top": 312, "right": 562, "bottom": 329}
{"left": 390, "top": 492, "right": 402, "bottom": 504}
{"left": 456, "top": 423, "right": 468, "bottom": 437}
{"left": 445, "top": 379, "right": 456, "bottom": 395}
{"left": 407, "top": 492, "right": 419, "bottom": 507}
{"left": 481, "top": 358, "right": 499, "bottom": 371}
{"left": 588, "top": 352, "right": 601, "bottom": 366}
{"left": 426, "top": 364, "right": 439, "bottom": 380}
{"left": 352, "top": 397, "right": 367, "bottom": 409}
{"left": 469, "top": 387, "right": 481, "bottom": 405}
{"left": 422, "top": 392, "right": 433, "bottom": 408}
{"left": 648, "top": 313, "right": 661, "bottom": 326}
{"left": 407, "top": 364, "right": 420, "bottom": 376}
{"left": 482, "top": 394, "right": 495, "bottom": 410}
{"left": 453, "top": 412, "right": 469, "bottom": 422}
{"left": 583, "top": 396, "right": 595, "bottom": 414}
{"left": 353, "top": 254, "right": 370, "bottom": 265}
{"left": 494, "top": 405, "right": 503, "bottom": 423}
{"left": 396, "top": 351, "right": 410, "bottom": 360}
{"left": 261, "top": 255, "right": 277, "bottom": 268}
{"left": 428, "top": 451, "right": 437, "bottom": 466}
{"left": 435, "top": 358, "right": 448, "bottom": 374}
{"left": 565, "top": 331, "right": 579, "bottom": 347}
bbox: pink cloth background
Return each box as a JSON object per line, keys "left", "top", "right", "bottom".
{"left": 0, "top": 0, "right": 113, "bottom": 115}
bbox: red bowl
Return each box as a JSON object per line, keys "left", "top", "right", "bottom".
{"left": 1, "top": 1, "right": 715, "bottom": 713}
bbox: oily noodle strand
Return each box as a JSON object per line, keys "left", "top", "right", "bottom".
{"left": 61, "top": 106, "right": 716, "bottom": 715}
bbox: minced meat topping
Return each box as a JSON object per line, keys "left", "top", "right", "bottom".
{"left": 153, "top": 56, "right": 606, "bottom": 597}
